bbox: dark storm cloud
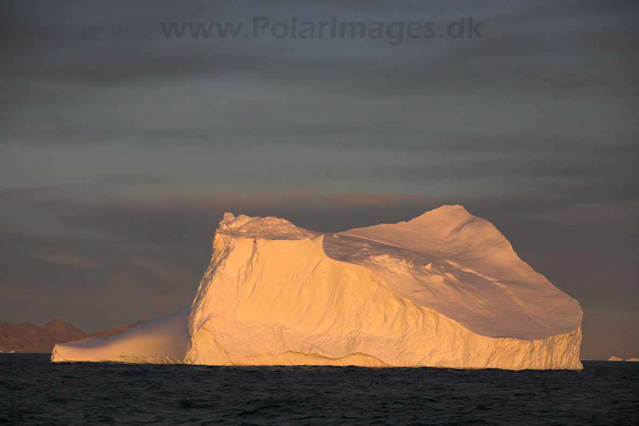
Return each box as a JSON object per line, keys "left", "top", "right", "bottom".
{"left": 312, "top": 149, "right": 635, "bottom": 181}
{"left": 0, "top": 190, "right": 209, "bottom": 330}
{"left": 3, "top": 1, "right": 637, "bottom": 130}
{"left": 2, "top": 0, "right": 636, "bottom": 192}
{"left": 2, "top": 0, "right": 636, "bottom": 95}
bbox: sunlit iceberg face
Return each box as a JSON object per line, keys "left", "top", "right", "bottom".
{"left": 53, "top": 206, "right": 583, "bottom": 370}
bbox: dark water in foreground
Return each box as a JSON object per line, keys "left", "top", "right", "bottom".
{"left": 1, "top": 355, "right": 637, "bottom": 425}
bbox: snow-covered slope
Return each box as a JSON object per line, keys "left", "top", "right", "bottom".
{"left": 328, "top": 206, "right": 582, "bottom": 340}
{"left": 51, "top": 309, "right": 189, "bottom": 363}
{"left": 52, "top": 206, "right": 583, "bottom": 370}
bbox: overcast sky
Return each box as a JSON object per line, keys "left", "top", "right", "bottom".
{"left": 1, "top": 0, "right": 637, "bottom": 359}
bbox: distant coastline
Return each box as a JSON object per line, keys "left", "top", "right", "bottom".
{"left": 0, "top": 319, "right": 141, "bottom": 353}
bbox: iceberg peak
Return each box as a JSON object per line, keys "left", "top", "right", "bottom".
{"left": 410, "top": 204, "right": 470, "bottom": 218}
{"left": 217, "top": 212, "right": 317, "bottom": 240}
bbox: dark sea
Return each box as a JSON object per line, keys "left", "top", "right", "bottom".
{"left": 1, "top": 354, "right": 637, "bottom": 426}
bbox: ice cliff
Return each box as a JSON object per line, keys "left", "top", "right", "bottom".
{"left": 52, "top": 206, "right": 583, "bottom": 370}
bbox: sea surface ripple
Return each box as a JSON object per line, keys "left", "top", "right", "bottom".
{"left": 1, "top": 354, "right": 637, "bottom": 425}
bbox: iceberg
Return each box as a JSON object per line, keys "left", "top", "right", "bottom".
{"left": 606, "top": 356, "right": 639, "bottom": 362}
{"left": 53, "top": 206, "right": 583, "bottom": 370}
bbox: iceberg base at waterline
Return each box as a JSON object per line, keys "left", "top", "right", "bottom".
{"left": 52, "top": 206, "right": 584, "bottom": 370}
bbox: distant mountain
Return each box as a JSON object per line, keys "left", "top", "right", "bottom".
{"left": 0, "top": 319, "right": 141, "bottom": 353}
